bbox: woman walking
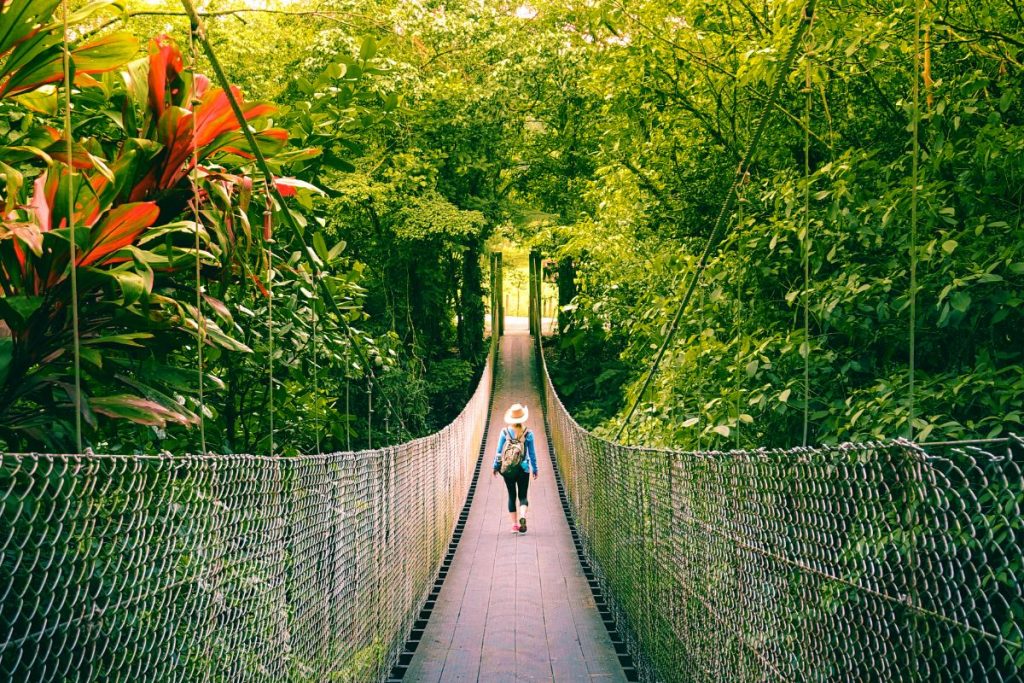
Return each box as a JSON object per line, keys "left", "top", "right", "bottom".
{"left": 492, "top": 403, "right": 539, "bottom": 533}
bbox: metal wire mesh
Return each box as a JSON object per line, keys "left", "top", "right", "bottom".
{"left": 0, "top": 354, "right": 491, "bottom": 682}
{"left": 537, "top": 343, "right": 1023, "bottom": 682}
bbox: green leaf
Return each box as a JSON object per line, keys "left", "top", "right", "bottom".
{"left": 202, "top": 295, "right": 233, "bottom": 325}
{"left": 359, "top": 36, "right": 377, "bottom": 62}
{"left": 91, "top": 268, "right": 148, "bottom": 305}
{"left": 950, "top": 291, "right": 971, "bottom": 313}
{"left": 681, "top": 416, "right": 699, "bottom": 428}
{"left": 0, "top": 160, "right": 24, "bottom": 212}
{"left": 312, "top": 231, "right": 330, "bottom": 262}
{"left": 0, "top": 337, "right": 12, "bottom": 386}
{"left": 2, "top": 31, "right": 138, "bottom": 99}
{"left": 90, "top": 394, "right": 189, "bottom": 427}
{"left": 779, "top": 388, "right": 792, "bottom": 403}
{"left": 328, "top": 239, "right": 347, "bottom": 261}
{"left": 712, "top": 424, "right": 731, "bottom": 438}
{"left": 13, "top": 85, "right": 57, "bottom": 114}
{"left": 941, "top": 239, "right": 958, "bottom": 254}
{"left": 82, "top": 332, "right": 153, "bottom": 348}
{"left": 79, "top": 346, "right": 103, "bottom": 368}
{"left": 0, "top": 295, "right": 44, "bottom": 330}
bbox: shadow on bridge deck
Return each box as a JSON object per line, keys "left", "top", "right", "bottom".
{"left": 404, "top": 323, "right": 627, "bottom": 682}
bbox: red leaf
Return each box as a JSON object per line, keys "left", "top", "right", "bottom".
{"left": 239, "top": 176, "right": 252, "bottom": 213}
{"left": 220, "top": 128, "right": 290, "bottom": 158}
{"left": 77, "top": 202, "right": 159, "bottom": 267}
{"left": 155, "top": 87, "right": 279, "bottom": 191}
{"left": 192, "top": 73, "right": 211, "bottom": 100}
{"left": 194, "top": 88, "right": 276, "bottom": 149}
{"left": 1, "top": 221, "right": 43, "bottom": 277}
{"left": 155, "top": 106, "right": 193, "bottom": 189}
{"left": 273, "top": 176, "right": 325, "bottom": 197}
{"left": 2, "top": 222, "right": 45, "bottom": 257}
{"left": 251, "top": 272, "right": 269, "bottom": 297}
{"left": 129, "top": 167, "right": 159, "bottom": 202}
{"left": 29, "top": 173, "right": 51, "bottom": 231}
{"left": 90, "top": 394, "right": 198, "bottom": 427}
{"left": 148, "top": 35, "right": 184, "bottom": 119}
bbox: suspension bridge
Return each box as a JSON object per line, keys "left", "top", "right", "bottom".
{"left": 2, "top": 1, "right": 1022, "bottom": 681}
{"left": 2, "top": 255, "right": 1021, "bottom": 682}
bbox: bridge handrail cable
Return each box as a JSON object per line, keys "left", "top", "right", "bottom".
{"left": 0, "top": 344, "right": 495, "bottom": 681}
{"left": 533, "top": 300, "right": 1023, "bottom": 682}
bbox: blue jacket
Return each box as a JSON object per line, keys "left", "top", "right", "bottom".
{"left": 493, "top": 428, "right": 538, "bottom": 475}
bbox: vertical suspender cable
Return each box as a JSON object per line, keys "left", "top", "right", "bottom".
{"left": 801, "top": 23, "right": 814, "bottom": 447}
{"left": 367, "top": 380, "right": 373, "bottom": 450}
{"left": 264, "top": 195, "right": 275, "bottom": 455}
{"left": 733, "top": 195, "right": 744, "bottom": 450}
{"left": 60, "top": 0, "right": 83, "bottom": 452}
{"left": 312, "top": 279, "right": 321, "bottom": 454}
{"left": 345, "top": 374, "right": 351, "bottom": 451}
{"left": 189, "top": 26, "right": 207, "bottom": 454}
{"left": 908, "top": 0, "right": 921, "bottom": 440}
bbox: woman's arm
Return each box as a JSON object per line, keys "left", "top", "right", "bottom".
{"left": 493, "top": 429, "right": 507, "bottom": 470}
{"left": 526, "top": 431, "right": 538, "bottom": 475}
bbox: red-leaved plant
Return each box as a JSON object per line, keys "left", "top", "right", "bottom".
{"left": 0, "top": 9, "right": 299, "bottom": 448}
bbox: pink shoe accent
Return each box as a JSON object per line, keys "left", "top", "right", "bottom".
{"left": 512, "top": 524, "right": 520, "bottom": 533}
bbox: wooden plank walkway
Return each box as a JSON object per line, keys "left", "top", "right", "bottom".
{"left": 404, "top": 323, "right": 628, "bottom": 682}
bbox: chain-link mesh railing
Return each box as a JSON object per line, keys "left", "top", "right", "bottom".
{"left": 536, "top": 342, "right": 1023, "bottom": 682}
{"left": 0, "top": 353, "right": 492, "bottom": 682}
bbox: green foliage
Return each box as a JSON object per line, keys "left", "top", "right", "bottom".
{"left": 4, "top": 0, "right": 1018, "bottom": 455}
{"left": 519, "top": 0, "right": 1023, "bottom": 449}
{"left": 0, "top": 5, "right": 407, "bottom": 452}
{"left": 424, "top": 357, "right": 477, "bottom": 428}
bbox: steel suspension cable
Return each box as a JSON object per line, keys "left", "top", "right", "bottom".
{"left": 311, "top": 276, "right": 321, "bottom": 454}
{"left": 264, "top": 196, "right": 275, "bottom": 455}
{"left": 802, "top": 21, "right": 815, "bottom": 447}
{"left": 734, "top": 193, "right": 745, "bottom": 450}
{"left": 615, "top": 0, "right": 818, "bottom": 442}
{"left": 188, "top": 25, "right": 207, "bottom": 454}
{"left": 60, "top": 0, "right": 83, "bottom": 453}
{"left": 909, "top": 0, "right": 922, "bottom": 439}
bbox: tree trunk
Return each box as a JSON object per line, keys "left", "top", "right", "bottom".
{"left": 458, "top": 242, "right": 485, "bottom": 362}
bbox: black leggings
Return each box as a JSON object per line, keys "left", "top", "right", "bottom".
{"left": 503, "top": 469, "right": 530, "bottom": 513}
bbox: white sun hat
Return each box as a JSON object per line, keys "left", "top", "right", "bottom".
{"left": 503, "top": 403, "right": 529, "bottom": 424}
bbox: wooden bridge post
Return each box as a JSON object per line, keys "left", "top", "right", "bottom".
{"left": 536, "top": 250, "right": 544, "bottom": 334}
{"left": 490, "top": 253, "right": 496, "bottom": 345}
{"left": 494, "top": 252, "right": 504, "bottom": 337}
{"left": 528, "top": 249, "right": 536, "bottom": 336}
{"left": 529, "top": 248, "right": 542, "bottom": 336}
